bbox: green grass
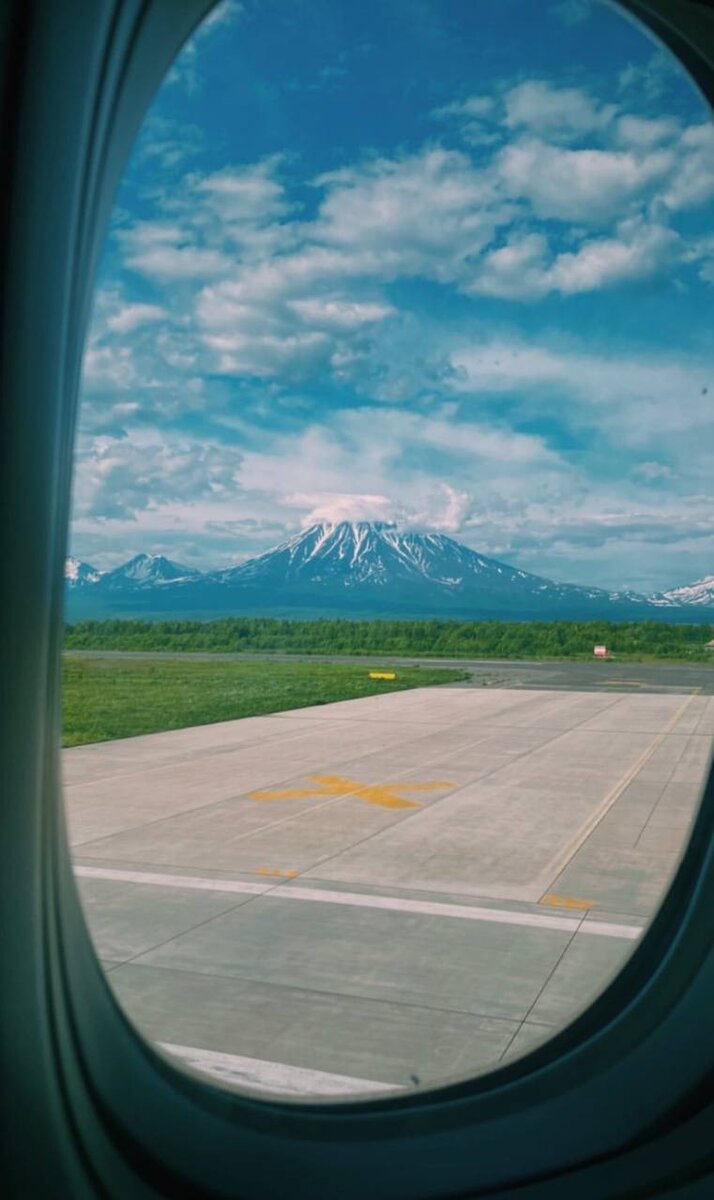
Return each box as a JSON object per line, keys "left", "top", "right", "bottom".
{"left": 62, "top": 655, "right": 468, "bottom": 747}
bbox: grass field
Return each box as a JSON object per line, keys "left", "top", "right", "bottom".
{"left": 62, "top": 655, "right": 468, "bottom": 747}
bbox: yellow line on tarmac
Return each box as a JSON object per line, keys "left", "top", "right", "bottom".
{"left": 538, "top": 691, "right": 698, "bottom": 902}
{"left": 540, "top": 893, "right": 595, "bottom": 911}
{"left": 596, "top": 680, "right": 646, "bottom": 688}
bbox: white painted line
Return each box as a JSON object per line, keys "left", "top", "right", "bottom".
{"left": 273, "top": 884, "right": 583, "bottom": 932}
{"left": 581, "top": 920, "right": 642, "bottom": 941}
{"left": 75, "top": 865, "right": 269, "bottom": 895}
{"left": 75, "top": 864, "right": 643, "bottom": 939}
{"left": 159, "top": 1042, "right": 398, "bottom": 1096}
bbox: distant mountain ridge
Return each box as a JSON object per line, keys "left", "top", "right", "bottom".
{"left": 64, "top": 523, "right": 712, "bottom": 621}
{"left": 653, "top": 575, "right": 714, "bottom": 608}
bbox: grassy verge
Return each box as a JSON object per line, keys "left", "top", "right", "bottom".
{"left": 62, "top": 655, "right": 468, "bottom": 747}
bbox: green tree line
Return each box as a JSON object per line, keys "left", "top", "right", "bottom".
{"left": 64, "top": 617, "right": 714, "bottom": 661}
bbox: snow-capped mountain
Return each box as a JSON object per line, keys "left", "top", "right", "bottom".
{"left": 653, "top": 576, "right": 714, "bottom": 608}
{"left": 64, "top": 522, "right": 710, "bottom": 621}
{"left": 215, "top": 522, "right": 642, "bottom": 608}
{"left": 99, "top": 553, "right": 200, "bottom": 589}
{"left": 65, "top": 557, "right": 102, "bottom": 588}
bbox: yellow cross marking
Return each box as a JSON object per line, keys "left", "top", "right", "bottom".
{"left": 249, "top": 774, "right": 454, "bottom": 810}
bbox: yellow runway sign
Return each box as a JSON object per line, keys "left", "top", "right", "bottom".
{"left": 249, "top": 773, "right": 454, "bottom": 810}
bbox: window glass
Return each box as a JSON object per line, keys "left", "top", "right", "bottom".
{"left": 64, "top": 0, "right": 714, "bottom": 1099}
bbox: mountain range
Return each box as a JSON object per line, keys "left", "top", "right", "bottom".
{"left": 64, "top": 521, "right": 714, "bottom": 622}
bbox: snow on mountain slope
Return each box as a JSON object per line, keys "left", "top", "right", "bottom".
{"left": 655, "top": 576, "right": 714, "bottom": 607}
{"left": 98, "top": 553, "right": 200, "bottom": 589}
{"left": 215, "top": 521, "right": 647, "bottom": 608}
{"left": 65, "top": 557, "right": 102, "bottom": 587}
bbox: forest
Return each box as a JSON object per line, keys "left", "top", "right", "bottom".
{"left": 64, "top": 617, "right": 714, "bottom": 661}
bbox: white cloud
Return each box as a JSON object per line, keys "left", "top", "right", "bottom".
{"left": 495, "top": 138, "right": 674, "bottom": 223}
{"left": 617, "top": 51, "right": 680, "bottom": 104}
{"left": 503, "top": 80, "right": 617, "bottom": 143}
{"left": 662, "top": 123, "right": 714, "bottom": 211}
{"left": 546, "top": 216, "right": 681, "bottom": 293}
{"left": 285, "top": 492, "right": 394, "bottom": 525}
{"left": 82, "top": 343, "right": 137, "bottom": 390}
{"left": 72, "top": 427, "right": 245, "bottom": 523}
{"left": 119, "top": 218, "right": 230, "bottom": 281}
{"left": 431, "top": 95, "right": 500, "bottom": 146}
{"left": 288, "top": 297, "right": 395, "bottom": 329}
{"left": 194, "top": 158, "right": 296, "bottom": 240}
{"left": 408, "top": 484, "right": 473, "bottom": 533}
{"left": 432, "top": 96, "right": 496, "bottom": 121}
{"left": 615, "top": 114, "right": 680, "bottom": 148}
{"left": 468, "top": 217, "right": 681, "bottom": 300}
{"left": 450, "top": 339, "right": 712, "bottom": 450}
{"left": 107, "top": 303, "right": 168, "bottom": 333}
{"left": 315, "top": 148, "right": 506, "bottom": 274}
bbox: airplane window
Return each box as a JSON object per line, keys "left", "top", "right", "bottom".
{"left": 62, "top": 0, "right": 713, "bottom": 1103}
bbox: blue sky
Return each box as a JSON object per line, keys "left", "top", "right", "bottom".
{"left": 72, "top": 0, "right": 714, "bottom": 592}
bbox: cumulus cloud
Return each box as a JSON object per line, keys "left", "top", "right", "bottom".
{"left": 407, "top": 484, "right": 473, "bottom": 533}
{"left": 82, "top": 343, "right": 137, "bottom": 391}
{"left": 286, "top": 492, "right": 395, "bottom": 526}
{"left": 495, "top": 138, "right": 674, "bottom": 223}
{"left": 75, "top": 41, "right": 713, "bottom": 589}
{"left": 450, "top": 339, "right": 712, "bottom": 453}
{"left": 503, "top": 80, "right": 617, "bottom": 142}
{"left": 431, "top": 94, "right": 500, "bottom": 146}
{"left": 106, "top": 303, "right": 168, "bottom": 333}
{"left": 119, "top": 220, "right": 230, "bottom": 281}
{"left": 72, "top": 428, "right": 244, "bottom": 521}
{"left": 467, "top": 217, "right": 682, "bottom": 300}
{"left": 112, "top": 81, "right": 714, "bottom": 393}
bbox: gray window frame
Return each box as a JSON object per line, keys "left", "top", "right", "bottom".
{"left": 0, "top": 2, "right": 712, "bottom": 1196}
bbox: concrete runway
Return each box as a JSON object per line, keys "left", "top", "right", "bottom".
{"left": 65, "top": 686, "right": 714, "bottom": 1098}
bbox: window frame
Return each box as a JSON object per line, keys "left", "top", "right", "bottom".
{"left": 1, "top": 1, "right": 712, "bottom": 1196}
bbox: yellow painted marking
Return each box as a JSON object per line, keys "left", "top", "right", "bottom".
{"left": 249, "top": 773, "right": 454, "bottom": 811}
{"left": 596, "top": 680, "right": 646, "bottom": 688}
{"left": 255, "top": 867, "right": 299, "bottom": 879}
{"left": 369, "top": 671, "right": 396, "bottom": 680}
{"left": 540, "top": 893, "right": 595, "bottom": 911}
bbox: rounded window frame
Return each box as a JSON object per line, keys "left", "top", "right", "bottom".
{"left": 3, "top": 2, "right": 712, "bottom": 1196}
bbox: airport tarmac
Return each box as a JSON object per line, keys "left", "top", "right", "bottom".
{"left": 64, "top": 686, "right": 714, "bottom": 1098}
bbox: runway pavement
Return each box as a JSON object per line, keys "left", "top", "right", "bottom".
{"left": 64, "top": 685, "right": 714, "bottom": 1099}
